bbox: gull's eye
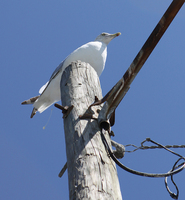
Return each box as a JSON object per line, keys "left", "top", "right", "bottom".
{"left": 101, "top": 33, "right": 106, "bottom": 36}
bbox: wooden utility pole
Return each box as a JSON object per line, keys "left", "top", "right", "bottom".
{"left": 59, "top": 1, "right": 184, "bottom": 198}
{"left": 60, "top": 61, "right": 122, "bottom": 200}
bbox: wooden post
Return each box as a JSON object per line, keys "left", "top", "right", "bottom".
{"left": 60, "top": 61, "right": 122, "bottom": 200}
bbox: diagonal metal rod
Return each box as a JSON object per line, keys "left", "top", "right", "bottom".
{"left": 97, "top": 0, "right": 185, "bottom": 125}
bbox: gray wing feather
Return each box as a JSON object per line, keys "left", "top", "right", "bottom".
{"left": 40, "top": 60, "right": 65, "bottom": 95}
{"left": 49, "top": 60, "right": 65, "bottom": 81}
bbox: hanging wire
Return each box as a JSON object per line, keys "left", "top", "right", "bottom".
{"left": 124, "top": 140, "right": 185, "bottom": 153}
{"left": 100, "top": 129, "right": 185, "bottom": 199}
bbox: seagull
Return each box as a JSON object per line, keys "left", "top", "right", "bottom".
{"left": 21, "top": 32, "right": 121, "bottom": 118}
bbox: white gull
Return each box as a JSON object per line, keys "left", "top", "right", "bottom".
{"left": 22, "top": 32, "right": 121, "bottom": 118}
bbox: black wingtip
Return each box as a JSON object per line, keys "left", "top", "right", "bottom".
{"left": 30, "top": 108, "right": 37, "bottom": 118}
{"left": 21, "top": 95, "right": 40, "bottom": 105}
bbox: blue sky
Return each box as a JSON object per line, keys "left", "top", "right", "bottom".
{"left": 1, "top": 0, "right": 185, "bottom": 199}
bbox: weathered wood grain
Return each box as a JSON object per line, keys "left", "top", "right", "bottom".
{"left": 61, "top": 61, "right": 122, "bottom": 200}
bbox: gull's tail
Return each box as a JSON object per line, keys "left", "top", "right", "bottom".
{"left": 21, "top": 95, "right": 40, "bottom": 118}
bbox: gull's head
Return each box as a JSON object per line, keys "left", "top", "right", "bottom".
{"left": 95, "top": 32, "right": 121, "bottom": 45}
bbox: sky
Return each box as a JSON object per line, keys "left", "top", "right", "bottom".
{"left": 1, "top": 0, "right": 185, "bottom": 199}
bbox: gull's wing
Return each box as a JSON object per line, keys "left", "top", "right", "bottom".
{"left": 21, "top": 95, "right": 40, "bottom": 105}
{"left": 39, "top": 60, "right": 65, "bottom": 95}
{"left": 49, "top": 60, "right": 65, "bottom": 82}
{"left": 21, "top": 61, "right": 64, "bottom": 106}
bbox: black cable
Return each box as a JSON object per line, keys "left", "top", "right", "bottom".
{"left": 165, "top": 158, "right": 184, "bottom": 199}
{"left": 100, "top": 128, "right": 185, "bottom": 199}
{"left": 101, "top": 129, "right": 185, "bottom": 177}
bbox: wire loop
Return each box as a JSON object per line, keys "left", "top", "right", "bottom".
{"left": 101, "top": 129, "right": 185, "bottom": 199}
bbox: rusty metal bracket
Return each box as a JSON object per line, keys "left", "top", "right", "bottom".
{"left": 54, "top": 103, "right": 74, "bottom": 118}
{"left": 58, "top": 162, "right": 67, "bottom": 178}
{"left": 79, "top": 96, "right": 102, "bottom": 120}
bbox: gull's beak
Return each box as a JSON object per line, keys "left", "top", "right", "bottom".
{"left": 95, "top": 32, "right": 121, "bottom": 45}
{"left": 112, "top": 32, "right": 121, "bottom": 37}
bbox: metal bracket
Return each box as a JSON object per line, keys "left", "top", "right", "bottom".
{"left": 54, "top": 103, "right": 74, "bottom": 118}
